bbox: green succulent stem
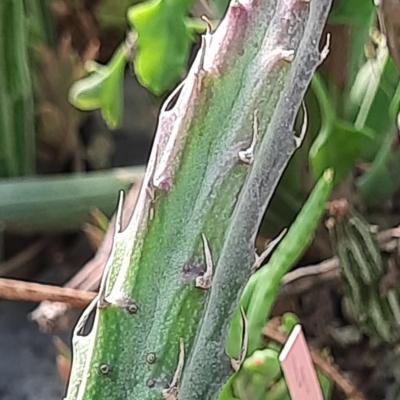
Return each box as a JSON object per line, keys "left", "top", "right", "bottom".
{"left": 66, "top": 0, "right": 332, "bottom": 399}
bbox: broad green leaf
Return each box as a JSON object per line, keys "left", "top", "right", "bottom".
{"left": 354, "top": 54, "right": 399, "bottom": 156}
{"left": 357, "top": 132, "right": 400, "bottom": 206}
{"left": 310, "top": 119, "right": 372, "bottom": 184}
{"left": 351, "top": 57, "right": 400, "bottom": 204}
{"left": 310, "top": 76, "right": 372, "bottom": 183}
{"left": 69, "top": 45, "right": 128, "bottom": 128}
{"left": 348, "top": 36, "right": 400, "bottom": 141}
{"left": 349, "top": 37, "right": 389, "bottom": 130}
{"left": 128, "top": 0, "right": 195, "bottom": 95}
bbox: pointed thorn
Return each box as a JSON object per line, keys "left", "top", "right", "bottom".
{"left": 115, "top": 190, "right": 125, "bottom": 234}
{"left": 161, "top": 79, "right": 186, "bottom": 114}
{"left": 149, "top": 206, "right": 155, "bottom": 221}
{"left": 162, "top": 338, "right": 185, "bottom": 399}
{"left": 201, "top": 15, "right": 213, "bottom": 34}
{"left": 195, "top": 234, "right": 214, "bottom": 289}
{"left": 74, "top": 296, "right": 98, "bottom": 336}
{"left": 153, "top": 174, "right": 173, "bottom": 191}
{"left": 294, "top": 101, "right": 308, "bottom": 148}
{"left": 231, "top": 307, "right": 249, "bottom": 371}
{"left": 125, "top": 31, "right": 137, "bottom": 59}
{"left": 98, "top": 291, "right": 110, "bottom": 309}
{"left": 238, "top": 148, "right": 254, "bottom": 164}
{"left": 97, "top": 192, "right": 127, "bottom": 309}
{"left": 146, "top": 185, "right": 156, "bottom": 202}
{"left": 320, "top": 33, "right": 331, "bottom": 63}
{"left": 98, "top": 261, "right": 113, "bottom": 308}
{"left": 263, "top": 48, "right": 295, "bottom": 68}
{"left": 253, "top": 229, "right": 287, "bottom": 271}
{"left": 239, "top": 307, "right": 249, "bottom": 365}
{"left": 239, "top": 110, "right": 259, "bottom": 165}
{"left": 197, "top": 35, "right": 208, "bottom": 74}
{"left": 281, "top": 49, "right": 295, "bottom": 63}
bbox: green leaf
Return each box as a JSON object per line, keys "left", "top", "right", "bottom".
{"left": 69, "top": 45, "right": 128, "bottom": 128}
{"left": 310, "top": 119, "right": 372, "bottom": 183}
{"left": 357, "top": 131, "right": 400, "bottom": 205}
{"left": 329, "top": 0, "right": 376, "bottom": 86}
{"left": 348, "top": 37, "right": 400, "bottom": 137}
{"left": 319, "top": 372, "right": 333, "bottom": 400}
{"left": 0, "top": 0, "right": 35, "bottom": 177}
{"left": 242, "top": 348, "right": 281, "bottom": 378}
{"left": 309, "top": 76, "right": 372, "bottom": 183}
{"left": 128, "top": 0, "right": 195, "bottom": 95}
{"left": 0, "top": 166, "right": 144, "bottom": 231}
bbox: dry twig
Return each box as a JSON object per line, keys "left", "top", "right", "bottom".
{"left": 281, "top": 226, "right": 400, "bottom": 297}
{"left": 0, "top": 277, "right": 96, "bottom": 308}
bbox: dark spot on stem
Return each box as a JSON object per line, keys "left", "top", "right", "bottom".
{"left": 147, "top": 379, "right": 156, "bottom": 388}
{"left": 146, "top": 353, "right": 157, "bottom": 364}
{"left": 126, "top": 302, "right": 138, "bottom": 314}
{"left": 99, "top": 363, "right": 112, "bottom": 376}
{"left": 182, "top": 262, "right": 205, "bottom": 282}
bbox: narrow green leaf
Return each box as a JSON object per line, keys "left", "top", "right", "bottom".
{"left": 0, "top": 166, "right": 144, "bottom": 231}
{"left": 0, "top": 0, "right": 35, "bottom": 176}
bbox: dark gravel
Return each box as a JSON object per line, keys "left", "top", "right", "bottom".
{"left": 0, "top": 301, "right": 64, "bottom": 400}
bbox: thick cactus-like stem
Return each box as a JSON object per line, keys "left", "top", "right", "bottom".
{"left": 66, "top": 0, "right": 332, "bottom": 399}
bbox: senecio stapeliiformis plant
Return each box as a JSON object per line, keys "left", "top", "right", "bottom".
{"left": 66, "top": 0, "right": 333, "bottom": 399}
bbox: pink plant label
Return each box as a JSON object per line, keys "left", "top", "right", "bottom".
{"left": 279, "top": 325, "right": 324, "bottom": 400}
